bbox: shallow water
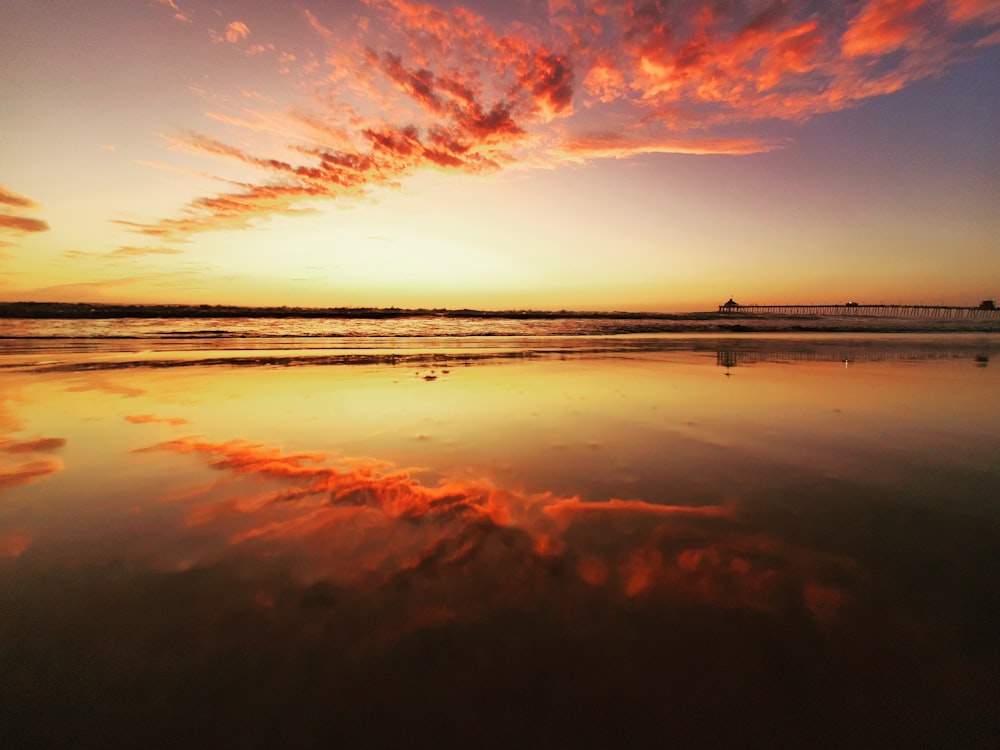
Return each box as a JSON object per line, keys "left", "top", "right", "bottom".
{"left": 3, "top": 312, "right": 1000, "bottom": 343}
{"left": 1, "top": 334, "right": 998, "bottom": 748}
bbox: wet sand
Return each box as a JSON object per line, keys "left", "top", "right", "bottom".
{"left": 1, "top": 336, "right": 998, "bottom": 748}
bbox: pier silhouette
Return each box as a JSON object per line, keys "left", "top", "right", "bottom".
{"left": 717, "top": 299, "right": 999, "bottom": 319}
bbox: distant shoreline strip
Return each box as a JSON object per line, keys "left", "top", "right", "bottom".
{"left": 1, "top": 302, "right": 998, "bottom": 320}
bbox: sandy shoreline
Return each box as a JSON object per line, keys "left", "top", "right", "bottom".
{"left": 1, "top": 332, "right": 998, "bottom": 372}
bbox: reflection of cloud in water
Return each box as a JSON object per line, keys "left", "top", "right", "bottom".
{"left": 5, "top": 335, "right": 995, "bottom": 375}
{"left": 1, "top": 429, "right": 996, "bottom": 746}
{"left": 0, "top": 529, "right": 31, "bottom": 557}
{"left": 1, "top": 437, "right": 66, "bottom": 453}
{"left": 0, "top": 457, "right": 62, "bottom": 491}
{"left": 125, "top": 413, "right": 189, "bottom": 426}
{"left": 139, "top": 437, "right": 858, "bottom": 625}
{"left": 0, "top": 397, "right": 23, "bottom": 433}
{"left": 64, "top": 374, "right": 146, "bottom": 397}
{"left": 0, "top": 434, "right": 66, "bottom": 492}
{"left": 0, "top": 428, "right": 64, "bottom": 561}
{"left": 715, "top": 340, "right": 1000, "bottom": 368}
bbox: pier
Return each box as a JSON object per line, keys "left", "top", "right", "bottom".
{"left": 717, "top": 300, "right": 1000, "bottom": 319}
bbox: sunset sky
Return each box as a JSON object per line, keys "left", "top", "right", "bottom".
{"left": 2, "top": 0, "right": 998, "bottom": 311}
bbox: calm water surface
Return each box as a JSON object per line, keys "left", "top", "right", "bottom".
{"left": 1, "top": 333, "right": 998, "bottom": 748}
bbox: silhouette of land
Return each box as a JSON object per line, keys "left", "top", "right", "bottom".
{"left": 2, "top": 301, "right": 999, "bottom": 320}
{"left": 0, "top": 302, "right": 709, "bottom": 320}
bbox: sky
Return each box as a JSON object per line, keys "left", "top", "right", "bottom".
{"left": 1, "top": 0, "right": 998, "bottom": 311}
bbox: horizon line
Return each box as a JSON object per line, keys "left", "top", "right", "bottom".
{"left": 1, "top": 299, "right": 997, "bottom": 319}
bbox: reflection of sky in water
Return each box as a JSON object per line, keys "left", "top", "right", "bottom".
{"left": 1, "top": 339, "right": 998, "bottom": 747}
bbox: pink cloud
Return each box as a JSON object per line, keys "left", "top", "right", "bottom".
{"left": 303, "top": 9, "right": 336, "bottom": 43}
{"left": 131, "top": 0, "right": 998, "bottom": 238}
{"left": 157, "top": 0, "right": 191, "bottom": 24}
{"left": 211, "top": 20, "right": 251, "bottom": 45}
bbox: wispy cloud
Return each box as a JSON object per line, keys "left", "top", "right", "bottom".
{"left": 555, "top": 132, "right": 782, "bottom": 160}
{"left": 0, "top": 184, "right": 49, "bottom": 236}
{"left": 303, "top": 8, "right": 336, "bottom": 43}
{"left": 133, "top": 157, "right": 239, "bottom": 186}
{"left": 125, "top": 414, "right": 189, "bottom": 426}
{"left": 157, "top": 0, "right": 191, "bottom": 24}
{"left": 842, "top": 0, "right": 932, "bottom": 59}
{"left": 126, "top": 0, "right": 999, "bottom": 240}
{"left": 1, "top": 437, "right": 66, "bottom": 454}
{"left": 110, "top": 246, "right": 183, "bottom": 258}
{"left": 210, "top": 21, "right": 251, "bottom": 45}
{"left": 0, "top": 185, "right": 37, "bottom": 209}
{"left": 0, "top": 215, "right": 49, "bottom": 233}
{"left": 12, "top": 275, "right": 169, "bottom": 302}
{"left": 0, "top": 458, "right": 63, "bottom": 491}
{"left": 947, "top": 0, "right": 1000, "bottom": 23}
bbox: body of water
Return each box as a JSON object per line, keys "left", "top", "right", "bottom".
{"left": 3, "top": 312, "right": 1000, "bottom": 341}
{"left": 1, "top": 323, "right": 998, "bottom": 747}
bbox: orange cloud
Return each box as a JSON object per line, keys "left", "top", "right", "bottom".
{"left": 0, "top": 529, "right": 31, "bottom": 558}
{"left": 0, "top": 185, "right": 49, "bottom": 236}
{"left": 132, "top": 0, "right": 998, "bottom": 238}
{"left": 570, "top": 0, "right": 995, "bottom": 122}
{"left": 0, "top": 185, "right": 37, "bottom": 209}
{"left": 556, "top": 132, "right": 780, "bottom": 160}
{"left": 1, "top": 437, "right": 66, "bottom": 454}
{"left": 125, "top": 414, "right": 189, "bottom": 426}
{"left": 0, "top": 458, "right": 62, "bottom": 491}
{"left": 139, "top": 437, "right": 506, "bottom": 524}
{"left": 211, "top": 21, "right": 251, "bottom": 45}
{"left": 841, "top": 0, "right": 930, "bottom": 58}
{"left": 517, "top": 52, "right": 574, "bottom": 121}
{"left": 138, "top": 436, "right": 857, "bottom": 627}
{"left": 948, "top": 0, "right": 1000, "bottom": 22}
{"left": 124, "top": 104, "right": 524, "bottom": 239}
{"left": 0, "top": 215, "right": 49, "bottom": 233}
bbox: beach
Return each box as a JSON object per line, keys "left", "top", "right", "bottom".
{"left": 1, "top": 324, "right": 998, "bottom": 747}
{"left": 6, "top": 0, "right": 999, "bottom": 743}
